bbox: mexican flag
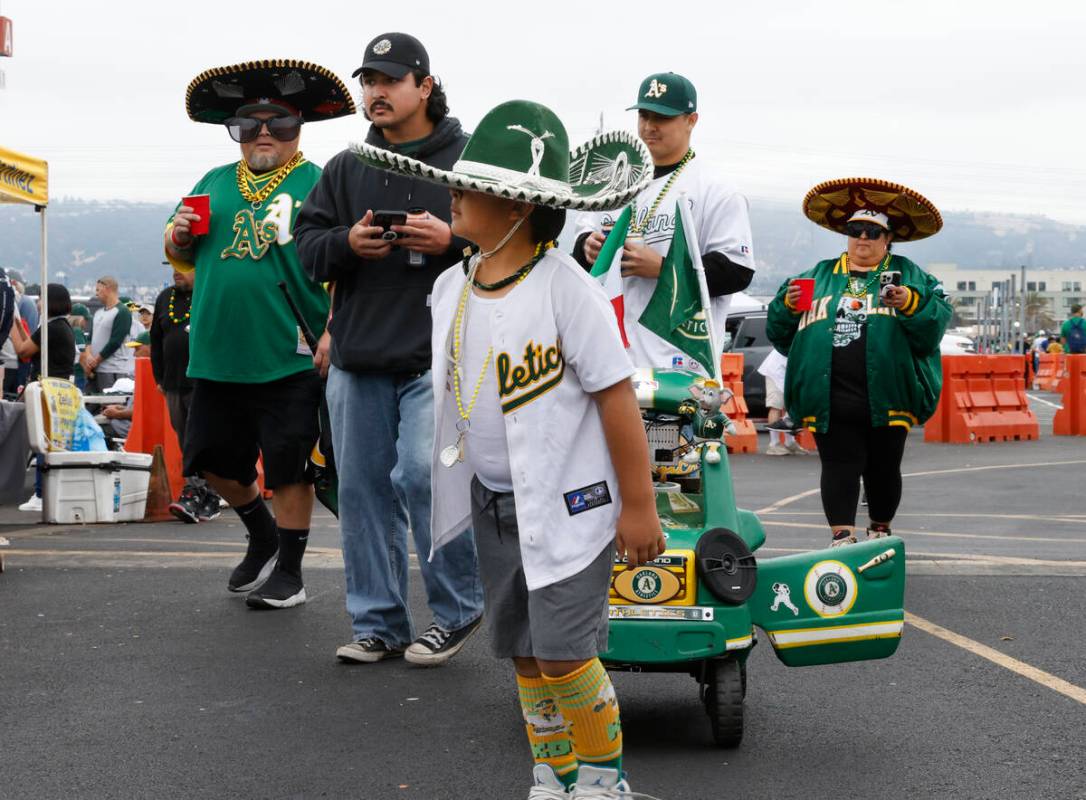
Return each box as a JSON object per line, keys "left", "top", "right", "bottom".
{"left": 638, "top": 200, "right": 718, "bottom": 376}
{"left": 589, "top": 206, "right": 631, "bottom": 347}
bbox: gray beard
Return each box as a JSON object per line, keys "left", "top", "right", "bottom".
{"left": 246, "top": 151, "right": 284, "bottom": 172}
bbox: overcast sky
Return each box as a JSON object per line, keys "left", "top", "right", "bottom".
{"left": 2, "top": 1, "right": 1085, "bottom": 224}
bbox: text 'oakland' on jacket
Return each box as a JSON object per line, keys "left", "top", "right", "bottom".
{"left": 294, "top": 116, "right": 473, "bottom": 374}
{"left": 765, "top": 253, "right": 952, "bottom": 433}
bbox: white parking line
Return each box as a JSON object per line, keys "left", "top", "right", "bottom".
{"left": 907, "top": 613, "right": 1086, "bottom": 707}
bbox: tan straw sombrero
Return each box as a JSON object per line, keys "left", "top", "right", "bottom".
{"left": 803, "top": 177, "right": 942, "bottom": 242}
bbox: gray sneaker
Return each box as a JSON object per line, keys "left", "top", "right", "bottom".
{"left": 336, "top": 637, "right": 404, "bottom": 664}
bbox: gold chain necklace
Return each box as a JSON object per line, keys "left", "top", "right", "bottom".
{"left": 236, "top": 151, "right": 304, "bottom": 208}
{"left": 841, "top": 253, "right": 891, "bottom": 297}
{"left": 440, "top": 254, "right": 538, "bottom": 468}
{"left": 628, "top": 149, "right": 694, "bottom": 235}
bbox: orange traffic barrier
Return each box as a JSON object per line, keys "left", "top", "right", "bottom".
{"left": 1053, "top": 355, "right": 1086, "bottom": 436}
{"left": 924, "top": 355, "right": 1040, "bottom": 443}
{"left": 793, "top": 427, "right": 818, "bottom": 452}
{"left": 143, "top": 444, "right": 176, "bottom": 522}
{"left": 719, "top": 353, "right": 758, "bottom": 454}
{"left": 1034, "top": 353, "right": 1067, "bottom": 393}
{"left": 124, "top": 358, "right": 185, "bottom": 500}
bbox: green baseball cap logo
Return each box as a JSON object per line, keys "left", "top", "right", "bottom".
{"left": 627, "top": 72, "right": 697, "bottom": 117}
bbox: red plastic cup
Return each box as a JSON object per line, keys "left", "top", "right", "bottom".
{"left": 183, "top": 194, "right": 210, "bottom": 236}
{"left": 791, "top": 278, "right": 815, "bottom": 311}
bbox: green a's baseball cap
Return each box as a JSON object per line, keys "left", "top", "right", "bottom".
{"left": 626, "top": 72, "right": 697, "bottom": 117}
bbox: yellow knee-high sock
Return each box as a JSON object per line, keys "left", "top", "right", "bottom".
{"left": 516, "top": 672, "right": 579, "bottom": 787}
{"left": 543, "top": 658, "right": 622, "bottom": 771}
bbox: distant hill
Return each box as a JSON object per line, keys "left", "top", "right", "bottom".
{"left": 2, "top": 198, "right": 1083, "bottom": 295}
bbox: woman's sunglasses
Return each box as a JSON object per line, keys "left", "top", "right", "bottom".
{"left": 225, "top": 115, "right": 303, "bottom": 143}
{"left": 845, "top": 221, "right": 887, "bottom": 240}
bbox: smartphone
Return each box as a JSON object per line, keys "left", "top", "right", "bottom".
{"left": 373, "top": 210, "right": 408, "bottom": 242}
{"left": 879, "top": 270, "right": 902, "bottom": 305}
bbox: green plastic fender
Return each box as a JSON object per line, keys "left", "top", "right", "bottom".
{"left": 749, "top": 537, "right": 906, "bottom": 667}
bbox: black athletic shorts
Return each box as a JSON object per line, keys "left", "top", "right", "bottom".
{"left": 183, "top": 370, "right": 322, "bottom": 490}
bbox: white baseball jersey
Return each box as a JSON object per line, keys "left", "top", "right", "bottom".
{"left": 429, "top": 249, "right": 635, "bottom": 590}
{"left": 574, "top": 156, "right": 755, "bottom": 373}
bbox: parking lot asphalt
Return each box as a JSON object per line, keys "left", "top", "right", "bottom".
{"left": 1, "top": 394, "right": 1084, "bottom": 799}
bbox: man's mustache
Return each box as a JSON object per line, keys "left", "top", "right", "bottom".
{"left": 369, "top": 102, "right": 393, "bottom": 113}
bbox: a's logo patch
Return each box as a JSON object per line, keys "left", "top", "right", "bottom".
{"left": 612, "top": 566, "right": 681, "bottom": 604}
{"left": 372, "top": 39, "right": 392, "bottom": 55}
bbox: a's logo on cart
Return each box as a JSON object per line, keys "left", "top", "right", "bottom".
{"left": 632, "top": 569, "right": 663, "bottom": 600}
{"left": 804, "top": 560, "right": 857, "bottom": 618}
{"left": 613, "top": 565, "right": 681, "bottom": 605}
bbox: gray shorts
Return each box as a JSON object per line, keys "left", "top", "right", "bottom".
{"left": 470, "top": 476, "right": 612, "bottom": 661}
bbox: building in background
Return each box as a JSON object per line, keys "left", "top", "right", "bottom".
{"left": 928, "top": 263, "right": 1086, "bottom": 328}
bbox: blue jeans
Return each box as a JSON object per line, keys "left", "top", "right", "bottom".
{"left": 326, "top": 366, "right": 483, "bottom": 647}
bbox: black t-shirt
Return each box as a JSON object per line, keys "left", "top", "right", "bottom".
{"left": 149, "top": 286, "right": 193, "bottom": 392}
{"left": 830, "top": 271, "right": 872, "bottom": 422}
{"left": 31, "top": 317, "right": 77, "bottom": 381}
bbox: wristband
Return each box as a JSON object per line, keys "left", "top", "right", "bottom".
{"left": 170, "top": 226, "right": 190, "bottom": 248}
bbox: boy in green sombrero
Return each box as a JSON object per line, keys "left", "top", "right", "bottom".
{"left": 357, "top": 101, "right": 664, "bottom": 799}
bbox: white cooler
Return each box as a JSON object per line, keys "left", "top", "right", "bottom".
{"left": 24, "top": 380, "right": 154, "bottom": 524}
{"left": 40, "top": 451, "right": 153, "bottom": 524}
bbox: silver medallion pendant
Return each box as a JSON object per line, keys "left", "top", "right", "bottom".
{"left": 440, "top": 441, "right": 462, "bottom": 468}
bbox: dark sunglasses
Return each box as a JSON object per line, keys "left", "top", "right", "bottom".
{"left": 224, "top": 115, "right": 303, "bottom": 143}
{"left": 845, "top": 221, "right": 887, "bottom": 240}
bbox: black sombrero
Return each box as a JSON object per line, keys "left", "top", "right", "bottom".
{"left": 186, "top": 59, "right": 356, "bottom": 124}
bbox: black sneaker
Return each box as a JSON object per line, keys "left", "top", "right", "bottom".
{"left": 245, "top": 567, "right": 306, "bottom": 609}
{"left": 404, "top": 617, "right": 482, "bottom": 666}
{"left": 168, "top": 486, "right": 201, "bottom": 524}
{"left": 227, "top": 542, "right": 278, "bottom": 593}
{"left": 336, "top": 637, "right": 405, "bottom": 664}
{"left": 197, "top": 488, "right": 223, "bottom": 522}
{"left": 767, "top": 415, "right": 802, "bottom": 433}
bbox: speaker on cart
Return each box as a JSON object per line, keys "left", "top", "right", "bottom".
{"left": 696, "top": 528, "right": 757, "bottom": 604}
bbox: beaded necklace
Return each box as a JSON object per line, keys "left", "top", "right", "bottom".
{"left": 440, "top": 243, "right": 549, "bottom": 468}
{"left": 841, "top": 253, "right": 891, "bottom": 297}
{"left": 236, "top": 151, "right": 305, "bottom": 209}
{"left": 167, "top": 289, "right": 191, "bottom": 325}
{"left": 628, "top": 149, "right": 695, "bottom": 235}
{"left": 465, "top": 240, "right": 555, "bottom": 291}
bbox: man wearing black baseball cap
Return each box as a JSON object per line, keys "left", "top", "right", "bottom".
{"left": 295, "top": 33, "right": 483, "bottom": 668}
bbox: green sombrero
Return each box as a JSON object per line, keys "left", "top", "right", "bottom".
{"left": 352, "top": 99, "right": 653, "bottom": 211}
{"left": 186, "top": 59, "right": 356, "bottom": 124}
{"left": 803, "top": 177, "right": 943, "bottom": 242}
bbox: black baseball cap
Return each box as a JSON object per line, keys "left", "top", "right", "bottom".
{"left": 352, "top": 33, "right": 429, "bottom": 80}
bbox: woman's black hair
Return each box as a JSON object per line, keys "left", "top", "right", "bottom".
{"left": 411, "top": 70, "right": 449, "bottom": 124}
{"left": 46, "top": 283, "right": 71, "bottom": 318}
{"left": 528, "top": 206, "right": 567, "bottom": 245}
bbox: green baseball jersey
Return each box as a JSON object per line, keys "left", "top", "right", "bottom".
{"left": 166, "top": 159, "right": 329, "bottom": 383}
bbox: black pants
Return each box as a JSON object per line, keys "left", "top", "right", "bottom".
{"left": 813, "top": 418, "right": 908, "bottom": 527}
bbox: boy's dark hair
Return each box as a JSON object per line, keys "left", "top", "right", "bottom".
{"left": 46, "top": 283, "right": 72, "bottom": 318}
{"left": 529, "top": 206, "right": 566, "bottom": 245}
{"left": 1072, "top": 304, "right": 1083, "bottom": 314}
{"left": 410, "top": 70, "right": 448, "bottom": 124}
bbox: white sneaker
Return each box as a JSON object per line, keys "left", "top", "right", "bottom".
{"left": 785, "top": 439, "right": 812, "bottom": 455}
{"left": 528, "top": 764, "right": 569, "bottom": 799}
{"left": 18, "top": 495, "right": 42, "bottom": 512}
{"left": 571, "top": 765, "right": 661, "bottom": 799}
{"left": 765, "top": 443, "right": 791, "bottom": 456}
{"left": 830, "top": 534, "right": 857, "bottom": 548}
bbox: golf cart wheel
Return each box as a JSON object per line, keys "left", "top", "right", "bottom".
{"left": 705, "top": 657, "right": 744, "bottom": 748}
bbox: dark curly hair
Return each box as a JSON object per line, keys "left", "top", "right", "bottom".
{"left": 411, "top": 70, "right": 448, "bottom": 124}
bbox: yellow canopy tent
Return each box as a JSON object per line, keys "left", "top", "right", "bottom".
{"left": 0, "top": 145, "right": 49, "bottom": 369}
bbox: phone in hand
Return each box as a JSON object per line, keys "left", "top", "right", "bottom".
{"left": 373, "top": 210, "right": 408, "bottom": 242}
{"left": 879, "top": 270, "right": 902, "bottom": 304}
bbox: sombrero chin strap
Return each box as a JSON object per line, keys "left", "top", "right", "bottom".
{"left": 479, "top": 216, "right": 526, "bottom": 260}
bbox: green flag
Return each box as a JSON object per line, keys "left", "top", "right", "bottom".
{"left": 638, "top": 202, "right": 715, "bottom": 371}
